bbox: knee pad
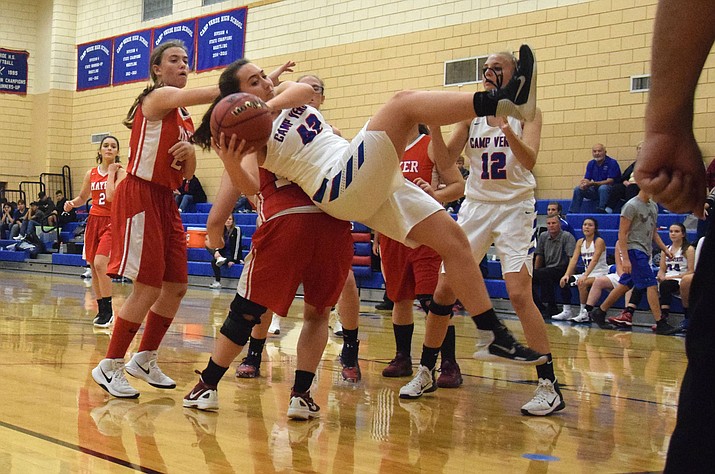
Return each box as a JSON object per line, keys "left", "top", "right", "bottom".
{"left": 229, "top": 294, "right": 266, "bottom": 323}
{"left": 220, "top": 295, "right": 267, "bottom": 346}
{"left": 428, "top": 299, "right": 454, "bottom": 317}
{"left": 416, "top": 294, "right": 432, "bottom": 315}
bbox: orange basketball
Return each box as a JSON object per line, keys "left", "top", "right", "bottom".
{"left": 210, "top": 92, "right": 273, "bottom": 149}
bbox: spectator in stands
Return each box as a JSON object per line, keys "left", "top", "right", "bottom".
{"left": 569, "top": 143, "right": 621, "bottom": 214}
{"left": 175, "top": 175, "right": 207, "bottom": 213}
{"left": 233, "top": 193, "right": 254, "bottom": 213}
{"left": 208, "top": 213, "right": 243, "bottom": 289}
{"left": 15, "top": 201, "right": 45, "bottom": 240}
{"left": 604, "top": 142, "right": 642, "bottom": 214}
{"left": 48, "top": 190, "right": 76, "bottom": 227}
{"left": 546, "top": 201, "right": 575, "bottom": 236}
{"left": 656, "top": 222, "right": 694, "bottom": 324}
{"left": 9, "top": 199, "right": 27, "bottom": 239}
{"left": 555, "top": 217, "right": 608, "bottom": 321}
{"left": 533, "top": 214, "right": 576, "bottom": 318}
{"left": 36, "top": 191, "right": 55, "bottom": 218}
{"left": 588, "top": 190, "right": 677, "bottom": 333}
{"left": 0, "top": 202, "right": 14, "bottom": 239}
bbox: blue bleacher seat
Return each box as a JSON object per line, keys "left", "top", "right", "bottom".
{"left": 353, "top": 242, "right": 372, "bottom": 256}
{"left": 0, "top": 249, "right": 29, "bottom": 262}
{"left": 187, "top": 247, "right": 213, "bottom": 262}
{"left": 486, "top": 260, "right": 502, "bottom": 279}
{"left": 352, "top": 222, "right": 371, "bottom": 233}
{"left": 485, "top": 279, "right": 508, "bottom": 299}
{"left": 354, "top": 270, "right": 384, "bottom": 289}
{"left": 187, "top": 261, "right": 244, "bottom": 278}
{"left": 194, "top": 203, "right": 213, "bottom": 213}
{"left": 52, "top": 253, "right": 86, "bottom": 266}
{"left": 234, "top": 213, "right": 257, "bottom": 226}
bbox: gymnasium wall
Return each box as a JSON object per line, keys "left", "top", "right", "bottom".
{"left": 2, "top": 0, "right": 713, "bottom": 201}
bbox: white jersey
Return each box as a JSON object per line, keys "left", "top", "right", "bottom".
{"left": 463, "top": 116, "right": 536, "bottom": 203}
{"left": 264, "top": 105, "right": 404, "bottom": 222}
{"left": 580, "top": 238, "right": 608, "bottom": 277}
{"left": 665, "top": 245, "right": 689, "bottom": 278}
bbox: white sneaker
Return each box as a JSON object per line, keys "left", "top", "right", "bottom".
{"left": 329, "top": 308, "right": 343, "bottom": 336}
{"left": 287, "top": 390, "right": 320, "bottom": 420}
{"left": 125, "top": 350, "right": 176, "bottom": 389}
{"left": 332, "top": 315, "right": 343, "bottom": 336}
{"left": 268, "top": 313, "right": 281, "bottom": 335}
{"left": 552, "top": 307, "right": 574, "bottom": 321}
{"left": 569, "top": 308, "right": 591, "bottom": 324}
{"left": 92, "top": 358, "right": 140, "bottom": 398}
{"left": 215, "top": 256, "right": 228, "bottom": 267}
{"left": 183, "top": 375, "right": 219, "bottom": 411}
{"left": 209, "top": 281, "right": 221, "bottom": 289}
{"left": 520, "top": 379, "right": 566, "bottom": 416}
{"left": 81, "top": 268, "right": 92, "bottom": 279}
{"left": 399, "top": 365, "right": 437, "bottom": 399}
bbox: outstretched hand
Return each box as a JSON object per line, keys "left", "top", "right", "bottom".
{"left": 268, "top": 61, "right": 297, "bottom": 86}
{"left": 635, "top": 130, "right": 707, "bottom": 217}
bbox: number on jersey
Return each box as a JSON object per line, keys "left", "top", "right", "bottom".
{"left": 297, "top": 114, "right": 323, "bottom": 145}
{"left": 480, "top": 152, "right": 507, "bottom": 180}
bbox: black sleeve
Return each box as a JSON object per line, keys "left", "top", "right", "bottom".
{"left": 620, "top": 162, "right": 636, "bottom": 181}
{"left": 190, "top": 177, "right": 207, "bottom": 203}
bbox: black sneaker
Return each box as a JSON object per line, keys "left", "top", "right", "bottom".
{"left": 375, "top": 302, "right": 394, "bottom": 311}
{"left": 494, "top": 44, "right": 537, "bottom": 121}
{"left": 473, "top": 326, "right": 548, "bottom": 365}
{"left": 655, "top": 318, "right": 680, "bottom": 335}
{"left": 93, "top": 312, "right": 114, "bottom": 328}
{"left": 589, "top": 308, "right": 614, "bottom": 329}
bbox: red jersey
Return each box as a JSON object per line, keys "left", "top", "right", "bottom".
{"left": 400, "top": 134, "right": 433, "bottom": 184}
{"left": 89, "top": 166, "right": 111, "bottom": 217}
{"left": 126, "top": 103, "right": 194, "bottom": 191}
{"left": 255, "top": 168, "right": 319, "bottom": 222}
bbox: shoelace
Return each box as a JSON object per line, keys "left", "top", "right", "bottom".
{"left": 532, "top": 381, "right": 556, "bottom": 403}
{"left": 405, "top": 369, "right": 431, "bottom": 390}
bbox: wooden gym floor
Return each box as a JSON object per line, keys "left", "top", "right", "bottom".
{"left": 0, "top": 269, "right": 683, "bottom": 473}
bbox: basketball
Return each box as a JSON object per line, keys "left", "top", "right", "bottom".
{"left": 210, "top": 92, "right": 273, "bottom": 149}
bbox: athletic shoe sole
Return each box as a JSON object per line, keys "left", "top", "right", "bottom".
{"left": 473, "top": 349, "right": 548, "bottom": 366}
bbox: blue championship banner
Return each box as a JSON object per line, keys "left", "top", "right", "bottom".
{"left": 77, "top": 39, "right": 112, "bottom": 91}
{"left": 153, "top": 19, "right": 197, "bottom": 70}
{"left": 196, "top": 7, "right": 247, "bottom": 72}
{"left": 112, "top": 29, "right": 151, "bottom": 86}
{"left": 0, "top": 48, "right": 29, "bottom": 95}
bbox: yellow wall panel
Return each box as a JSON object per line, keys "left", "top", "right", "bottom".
{"left": 5, "top": 0, "right": 715, "bottom": 201}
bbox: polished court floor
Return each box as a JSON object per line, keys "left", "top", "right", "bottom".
{"left": 0, "top": 269, "right": 684, "bottom": 473}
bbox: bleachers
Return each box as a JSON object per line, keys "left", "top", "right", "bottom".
{"left": 0, "top": 197, "right": 696, "bottom": 310}
{"left": 533, "top": 200, "right": 694, "bottom": 312}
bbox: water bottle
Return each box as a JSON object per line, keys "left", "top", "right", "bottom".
{"left": 59, "top": 242, "right": 67, "bottom": 254}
